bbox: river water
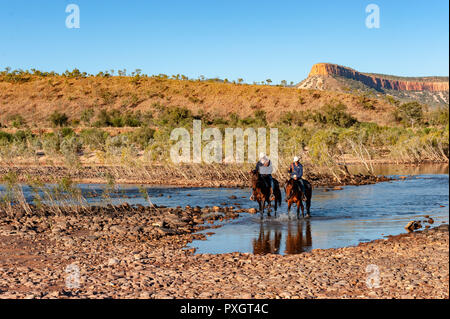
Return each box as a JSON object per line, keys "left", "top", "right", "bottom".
{"left": 1, "top": 164, "right": 448, "bottom": 255}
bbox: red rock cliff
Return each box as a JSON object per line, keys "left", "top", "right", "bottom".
{"left": 309, "top": 63, "right": 449, "bottom": 92}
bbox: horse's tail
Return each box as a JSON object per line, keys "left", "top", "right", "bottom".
{"left": 304, "top": 179, "right": 312, "bottom": 198}
{"left": 274, "top": 179, "right": 282, "bottom": 206}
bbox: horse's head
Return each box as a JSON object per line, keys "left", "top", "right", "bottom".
{"left": 250, "top": 170, "right": 261, "bottom": 195}
{"left": 250, "top": 169, "right": 259, "bottom": 187}
{"left": 284, "top": 179, "right": 293, "bottom": 194}
{"left": 284, "top": 179, "right": 295, "bottom": 199}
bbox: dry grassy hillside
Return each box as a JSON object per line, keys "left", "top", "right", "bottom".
{"left": 0, "top": 75, "right": 396, "bottom": 127}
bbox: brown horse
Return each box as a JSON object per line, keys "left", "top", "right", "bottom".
{"left": 284, "top": 178, "right": 312, "bottom": 218}
{"left": 250, "top": 170, "right": 282, "bottom": 219}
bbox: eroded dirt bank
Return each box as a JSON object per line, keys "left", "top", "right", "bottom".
{"left": 0, "top": 204, "right": 448, "bottom": 299}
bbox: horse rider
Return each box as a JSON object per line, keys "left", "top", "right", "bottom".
{"left": 287, "top": 156, "right": 306, "bottom": 200}
{"left": 251, "top": 153, "right": 275, "bottom": 201}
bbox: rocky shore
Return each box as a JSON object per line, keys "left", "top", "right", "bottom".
{"left": 0, "top": 204, "right": 448, "bottom": 299}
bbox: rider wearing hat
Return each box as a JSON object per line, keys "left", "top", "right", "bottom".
{"left": 251, "top": 152, "right": 275, "bottom": 201}
{"left": 288, "top": 156, "right": 306, "bottom": 200}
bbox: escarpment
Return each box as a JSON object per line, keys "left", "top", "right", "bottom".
{"left": 308, "top": 63, "right": 448, "bottom": 92}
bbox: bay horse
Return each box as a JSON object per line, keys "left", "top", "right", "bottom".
{"left": 250, "top": 170, "right": 282, "bottom": 219}
{"left": 284, "top": 178, "right": 312, "bottom": 218}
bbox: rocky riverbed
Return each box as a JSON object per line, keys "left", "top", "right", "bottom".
{"left": 0, "top": 204, "right": 448, "bottom": 299}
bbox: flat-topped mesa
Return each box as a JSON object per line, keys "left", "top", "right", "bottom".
{"left": 309, "top": 63, "right": 449, "bottom": 92}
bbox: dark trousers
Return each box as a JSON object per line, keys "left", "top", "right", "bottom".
{"left": 261, "top": 175, "right": 274, "bottom": 190}
{"left": 295, "top": 178, "right": 306, "bottom": 194}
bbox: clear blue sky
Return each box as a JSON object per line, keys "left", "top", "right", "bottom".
{"left": 0, "top": 0, "right": 448, "bottom": 83}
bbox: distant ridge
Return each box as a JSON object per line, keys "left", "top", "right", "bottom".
{"left": 298, "top": 63, "right": 449, "bottom": 106}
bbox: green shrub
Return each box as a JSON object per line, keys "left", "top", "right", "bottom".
{"left": 60, "top": 127, "right": 75, "bottom": 138}
{"left": 426, "top": 107, "right": 449, "bottom": 126}
{"left": 7, "top": 114, "right": 26, "bottom": 128}
{"left": 128, "top": 127, "right": 156, "bottom": 149}
{"left": 123, "top": 112, "right": 142, "bottom": 127}
{"left": 79, "top": 128, "right": 109, "bottom": 151}
{"left": 358, "top": 96, "right": 376, "bottom": 110}
{"left": 98, "top": 89, "right": 115, "bottom": 105}
{"left": 0, "top": 131, "right": 13, "bottom": 143}
{"left": 394, "top": 102, "right": 424, "bottom": 127}
{"left": 41, "top": 133, "right": 61, "bottom": 154}
{"left": 93, "top": 109, "right": 142, "bottom": 127}
{"left": 49, "top": 111, "right": 69, "bottom": 127}
{"left": 253, "top": 110, "right": 267, "bottom": 126}
{"left": 157, "top": 106, "right": 194, "bottom": 127}
{"left": 278, "top": 111, "right": 309, "bottom": 126}
{"left": 314, "top": 103, "right": 357, "bottom": 128}
{"left": 81, "top": 109, "right": 95, "bottom": 125}
{"left": 13, "top": 130, "right": 32, "bottom": 142}
{"left": 60, "top": 136, "right": 82, "bottom": 167}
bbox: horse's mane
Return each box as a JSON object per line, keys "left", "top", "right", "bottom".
{"left": 286, "top": 178, "right": 301, "bottom": 196}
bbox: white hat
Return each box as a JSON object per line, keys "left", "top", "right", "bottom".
{"left": 293, "top": 156, "right": 299, "bottom": 162}
{"left": 259, "top": 152, "right": 266, "bottom": 160}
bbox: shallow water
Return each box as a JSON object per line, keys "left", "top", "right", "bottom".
{"left": 0, "top": 164, "right": 448, "bottom": 255}
{"left": 186, "top": 174, "right": 449, "bottom": 255}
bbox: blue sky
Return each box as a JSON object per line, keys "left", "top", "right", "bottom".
{"left": 0, "top": 0, "right": 448, "bottom": 83}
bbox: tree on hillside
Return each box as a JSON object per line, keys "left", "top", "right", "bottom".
{"left": 395, "top": 102, "right": 424, "bottom": 127}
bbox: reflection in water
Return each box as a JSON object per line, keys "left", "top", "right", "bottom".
{"left": 188, "top": 172, "right": 448, "bottom": 255}
{"left": 252, "top": 220, "right": 313, "bottom": 255}
{"left": 252, "top": 224, "right": 282, "bottom": 254}
{"left": 285, "top": 220, "right": 313, "bottom": 254}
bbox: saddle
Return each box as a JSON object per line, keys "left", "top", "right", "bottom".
{"left": 289, "top": 178, "right": 307, "bottom": 201}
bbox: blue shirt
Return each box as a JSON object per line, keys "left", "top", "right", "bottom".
{"left": 289, "top": 162, "right": 303, "bottom": 178}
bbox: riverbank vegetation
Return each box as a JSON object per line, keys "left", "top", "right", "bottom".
{"left": 0, "top": 68, "right": 448, "bottom": 184}
{"left": 0, "top": 102, "right": 448, "bottom": 162}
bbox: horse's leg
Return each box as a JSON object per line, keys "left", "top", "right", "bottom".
{"left": 296, "top": 201, "right": 301, "bottom": 219}
{"left": 299, "top": 200, "right": 305, "bottom": 218}
{"left": 305, "top": 183, "right": 312, "bottom": 217}
{"left": 274, "top": 197, "right": 278, "bottom": 217}
{"left": 266, "top": 199, "right": 271, "bottom": 217}
{"left": 262, "top": 200, "right": 267, "bottom": 219}
{"left": 259, "top": 200, "right": 263, "bottom": 219}
{"left": 287, "top": 201, "right": 292, "bottom": 220}
{"left": 306, "top": 196, "right": 311, "bottom": 217}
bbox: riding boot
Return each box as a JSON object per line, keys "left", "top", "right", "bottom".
{"left": 300, "top": 181, "right": 307, "bottom": 201}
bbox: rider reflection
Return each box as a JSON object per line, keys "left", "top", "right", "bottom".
{"left": 285, "top": 220, "right": 312, "bottom": 254}
{"left": 252, "top": 220, "right": 313, "bottom": 255}
{"left": 252, "top": 224, "right": 282, "bottom": 255}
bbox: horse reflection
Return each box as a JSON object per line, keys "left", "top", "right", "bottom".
{"left": 252, "top": 224, "right": 282, "bottom": 255}
{"left": 285, "top": 220, "right": 312, "bottom": 254}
